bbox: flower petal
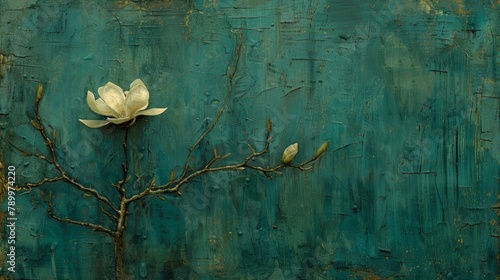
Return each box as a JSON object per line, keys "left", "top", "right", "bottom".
{"left": 125, "top": 79, "right": 149, "bottom": 117}
{"left": 95, "top": 98, "right": 120, "bottom": 117}
{"left": 107, "top": 117, "right": 134, "bottom": 125}
{"left": 129, "top": 78, "right": 145, "bottom": 90}
{"left": 98, "top": 82, "right": 125, "bottom": 116}
{"left": 86, "top": 91, "right": 119, "bottom": 117}
{"left": 135, "top": 107, "right": 168, "bottom": 117}
{"left": 79, "top": 119, "right": 111, "bottom": 128}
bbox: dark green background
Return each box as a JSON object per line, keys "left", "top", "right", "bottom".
{"left": 1, "top": 0, "right": 499, "bottom": 279}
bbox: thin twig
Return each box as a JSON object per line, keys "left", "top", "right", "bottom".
{"left": 100, "top": 205, "right": 118, "bottom": 221}
{"left": 25, "top": 177, "right": 65, "bottom": 188}
{"left": 116, "top": 127, "right": 130, "bottom": 192}
{"left": 178, "top": 34, "right": 243, "bottom": 182}
{"left": 9, "top": 142, "right": 53, "bottom": 164}
{"left": 47, "top": 192, "right": 114, "bottom": 237}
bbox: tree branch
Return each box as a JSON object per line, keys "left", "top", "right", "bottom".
{"left": 46, "top": 192, "right": 115, "bottom": 238}
{"left": 20, "top": 84, "right": 119, "bottom": 214}
{"left": 125, "top": 34, "right": 328, "bottom": 203}
{"left": 128, "top": 117, "right": 326, "bottom": 202}
{"left": 115, "top": 127, "right": 130, "bottom": 192}
{"left": 178, "top": 34, "right": 243, "bottom": 183}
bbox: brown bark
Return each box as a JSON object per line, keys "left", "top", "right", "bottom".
{"left": 114, "top": 196, "right": 128, "bottom": 280}
{"left": 114, "top": 232, "right": 125, "bottom": 280}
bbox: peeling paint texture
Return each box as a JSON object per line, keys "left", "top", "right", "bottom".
{"left": 1, "top": 0, "right": 499, "bottom": 279}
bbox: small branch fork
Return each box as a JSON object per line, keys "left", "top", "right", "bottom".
{"left": 45, "top": 192, "right": 115, "bottom": 237}
{"left": 15, "top": 84, "right": 119, "bottom": 235}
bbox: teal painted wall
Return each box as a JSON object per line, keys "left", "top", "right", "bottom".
{"left": 1, "top": 0, "right": 499, "bottom": 279}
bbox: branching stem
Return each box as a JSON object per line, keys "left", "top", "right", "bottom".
{"left": 17, "top": 33, "right": 327, "bottom": 280}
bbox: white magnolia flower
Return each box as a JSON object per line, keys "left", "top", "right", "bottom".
{"left": 79, "top": 79, "right": 167, "bottom": 128}
{"left": 281, "top": 143, "right": 298, "bottom": 165}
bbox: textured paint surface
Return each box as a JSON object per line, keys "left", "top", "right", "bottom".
{"left": 0, "top": 0, "right": 499, "bottom": 279}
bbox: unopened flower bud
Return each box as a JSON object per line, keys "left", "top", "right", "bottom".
{"left": 281, "top": 143, "right": 298, "bottom": 165}
{"left": 36, "top": 83, "right": 43, "bottom": 102}
{"left": 315, "top": 142, "right": 328, "bottom": 158}
{"left": 169, "top": 170, "right": 175, "bottom": 183}
{"left": 266, "top": 118, "right": 272, "bottom": 132}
